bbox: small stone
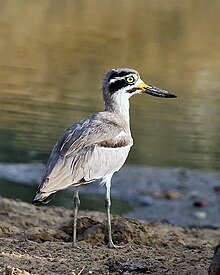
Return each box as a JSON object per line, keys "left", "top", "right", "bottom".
{"left": 214, "top": 186, "right": 220, "bottom": 193}
{"left": 164, "top": 191, "right": 182, "bottom": 199}
{"left": 193, "top": 211, "right": 207, "bottom": 219}
{"left": 193, "top": 199, "right": 208, "bottom": 207}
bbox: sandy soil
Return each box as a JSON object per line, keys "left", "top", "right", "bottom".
{"left": 0, "top": 197, "right": 219, "bottom": 275}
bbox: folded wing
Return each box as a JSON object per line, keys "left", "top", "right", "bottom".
{"left": 33, "top": 113, "right": 132, "bottom": 203}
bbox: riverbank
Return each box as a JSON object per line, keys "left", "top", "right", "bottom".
{"left": 0, "top": 164, "right": 220, "bottom": 227}
{"left": 0, "top": 196, "right": 218, "bottom": 274}
{"left": 0, "top": 164, "right": 219, "bottom": 273}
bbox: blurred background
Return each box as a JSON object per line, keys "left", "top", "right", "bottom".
{"left": 1, "top": 0, "right": 220, "bottom": 209}
{"left": 1, "top": 0, "right": 220, "bottom": 169}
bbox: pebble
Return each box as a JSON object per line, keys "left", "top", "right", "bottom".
{"left": 214, "top": 186, "right": 220, "bottom": 193}
{"left": 193, "top": 211, "right": 207, "bottom": 219}
{"left": 164, "top": 191, "right": 182, "bottom": 199}
{"left": 193, "top": 199, "right": 208, "bottom": 207}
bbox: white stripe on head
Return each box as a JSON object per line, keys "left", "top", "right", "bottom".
{"left": 109, "top": 73, "right": 138, "bottom": 84}
{"left": 109, "top": 76, "right": 124, "bottom": 83}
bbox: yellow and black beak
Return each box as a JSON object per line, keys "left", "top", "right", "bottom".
{"left": 134, "top": 81, "right": 177, "bottom": 98}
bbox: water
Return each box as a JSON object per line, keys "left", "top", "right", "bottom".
{"left": 1, "top": 0, "right": 220, "bottom": 171}
{"left": 0, "top": 180, "right": 132, "bottom": 215}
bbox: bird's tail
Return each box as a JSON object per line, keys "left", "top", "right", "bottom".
{"left": 32, "top": 191, "right": 55, "bottom": 204}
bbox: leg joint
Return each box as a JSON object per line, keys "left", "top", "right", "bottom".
{"left": 73, "top": 195, "right": 80, "bottom": 207}
{"left": 105, "top": 198, "right": 111, "bottom": 208}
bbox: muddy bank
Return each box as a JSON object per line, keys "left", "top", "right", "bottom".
{"left": 0, "top": 197, "right": 219, "bottom": 274}
{"left": 0, "top": 164, "right": 220, "bottom": 227}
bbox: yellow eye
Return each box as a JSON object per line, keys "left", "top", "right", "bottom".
{"left": 126, "top": 76, "right": 135, "bottom": 83}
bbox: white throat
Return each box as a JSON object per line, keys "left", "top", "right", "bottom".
{"left": 104, "top": 88, "right": 141, "bottom": 129}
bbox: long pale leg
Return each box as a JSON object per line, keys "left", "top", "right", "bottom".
{"left": 73, "top": 187, "right": 80, "bottom": 247}
{"left": 105, "top": 175, "right": 119, "bottom": 248}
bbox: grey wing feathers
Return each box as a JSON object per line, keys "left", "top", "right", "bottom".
{"left": 33, "top": 113, "right": 132, "bottom": 202}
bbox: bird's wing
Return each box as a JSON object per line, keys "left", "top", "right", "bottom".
{"left": 34, "top": 113, "right": 131, "bottom": 202}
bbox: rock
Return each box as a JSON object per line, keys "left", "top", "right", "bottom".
{"left": 193, "top": 199, "right": 208, "bottom": 207}
{"left": 164, "top": 191, "right": 182, "bottom": 199}
{"left": 209, "top": 244, "right": 220, "bottom": 275}
{"left": 193, "top": 211, "right": 207, "bottom": 219}
{"left": 214, "top": 186, "right": 220, "bottom": 193}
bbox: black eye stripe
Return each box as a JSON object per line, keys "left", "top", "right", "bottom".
{"left": 110, "top": 71, "right": 131, "bottom": 79}
{"left": 108, "top": 79, "right": 128, "bottom": 94}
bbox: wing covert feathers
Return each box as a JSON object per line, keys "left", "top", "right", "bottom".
{"left": 33, "top": 112, "right": 132, "bottom": 203}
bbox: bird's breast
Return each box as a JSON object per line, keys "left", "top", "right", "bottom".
{"left": 98, "top": 139, "right": 131, "bottom": 148}
{"left": 97, "top": 131, "right": 133, "bottom": 149}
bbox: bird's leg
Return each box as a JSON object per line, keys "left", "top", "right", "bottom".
{"left": 73, "top": 187, "right": 80, "bottom": 247}
{"left": 105, "top": 178, "right": 121, "bottom": 249}
{"left": 105, "top": 181, "right": 114, "bottom": 248}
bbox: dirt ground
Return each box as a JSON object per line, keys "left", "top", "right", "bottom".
{"left": 0, "top": 196, "right": 219, "bottom": 275}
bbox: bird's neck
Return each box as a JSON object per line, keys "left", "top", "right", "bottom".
{"left": 104, "top": 94, "right": 131, "bottom": 129}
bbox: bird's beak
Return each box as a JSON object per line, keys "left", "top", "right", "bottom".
{"left": 134, "top": 81, "right": 177, "bottom": 98}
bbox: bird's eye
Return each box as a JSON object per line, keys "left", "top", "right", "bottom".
{"left": 125, "top": 76, "right": 135, "bottom": 84}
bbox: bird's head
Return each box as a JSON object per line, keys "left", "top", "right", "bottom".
{"left": 102, "top": 68, "right": 177, "bottom": 101}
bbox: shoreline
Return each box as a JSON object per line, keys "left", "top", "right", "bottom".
{"left": 0, "top": 163, "right": 220, "bottom": 227}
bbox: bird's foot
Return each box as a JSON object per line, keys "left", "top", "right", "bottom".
{"left": 72, "top": 242, "right": 81, "bottom": 249}
{"left": 108, "top": 240, "right": 124, "bottom": 249}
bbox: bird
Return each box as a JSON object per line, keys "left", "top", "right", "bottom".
{"left": 33, "top": 68, "right": 177, "bottom": 248}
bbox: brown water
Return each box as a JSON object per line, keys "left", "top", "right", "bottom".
{"left": 1, "top": 0, "right": 220, "bottom": 170}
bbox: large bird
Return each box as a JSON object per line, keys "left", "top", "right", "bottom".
{"left": 33, "top": 68, "right": 176, "bottom": 248}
